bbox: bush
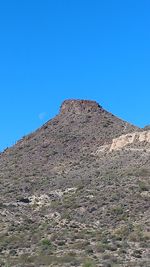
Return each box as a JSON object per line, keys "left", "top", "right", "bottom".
{"left": 138, "top": 181, "right": 149, "bottom": 192}
{"left": 82, "top": 259, "right": 96, "bottom": 267}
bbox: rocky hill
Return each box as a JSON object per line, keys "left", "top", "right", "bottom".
{"left": 0, "top": 100, "right": 149, "bottom": 267}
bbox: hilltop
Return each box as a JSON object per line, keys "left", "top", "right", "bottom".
{"left": 0, "top": 100, "right": 149, "bottom": 267}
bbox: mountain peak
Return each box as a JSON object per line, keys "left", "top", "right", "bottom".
{"left": 60, "top": 99, "right": 103, "bottom": 114}
{"left": 1, "top": 99, "right": 148, "bottom": 266}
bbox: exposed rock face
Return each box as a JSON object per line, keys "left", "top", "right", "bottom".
{"left": 95, "top": 129, "right": 150, "bottom": 154}
{"left": 60, "top": 99, "right": 103, "bottom": 114}
{"left": 110, "top": 130, "right": 150, "bottom": 151}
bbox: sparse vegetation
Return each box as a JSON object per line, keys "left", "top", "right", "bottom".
{"left": 138, "top": 180, "right": 149, "bottom": 191}
{"left": 0, "top": 100, "right": 149, "bottom": 266}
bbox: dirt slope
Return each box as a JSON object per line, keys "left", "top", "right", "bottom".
{"left": 0, "top": 100, "right": 149, "bottom": 267}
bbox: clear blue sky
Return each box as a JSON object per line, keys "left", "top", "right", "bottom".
{"left": 0, "top": 0, "right": 150, "bottom": 151}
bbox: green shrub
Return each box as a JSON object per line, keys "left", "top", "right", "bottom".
{"left": 112, "top": 205, "right": 124, "bottom": 215}
{"left": 41, "top": 239, "right": 52, "bottom": 247}
{"left": 138, "top": 181, "right": 149, "bottom": 191}
{"left": 82, "top": 259, "right": 96, "bottom": 267}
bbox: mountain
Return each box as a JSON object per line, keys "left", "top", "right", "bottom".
{"left": 0, "top": 100, "right": 149, "bottom": 267}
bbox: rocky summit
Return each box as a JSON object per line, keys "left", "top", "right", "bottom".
{"left": 0, "top": 99, "right": 149, "bottom": 267}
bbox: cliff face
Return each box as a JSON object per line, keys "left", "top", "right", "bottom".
{"left": 0, "top": 100, "right": 149, "bottom": 267}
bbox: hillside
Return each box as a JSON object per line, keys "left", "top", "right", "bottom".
{"left": 0, "top": 100, "right": 149, "bottom": 267}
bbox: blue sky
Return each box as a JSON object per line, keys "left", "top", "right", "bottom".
{"left": 0, "top": 0, "right": 150, "bottom": 151}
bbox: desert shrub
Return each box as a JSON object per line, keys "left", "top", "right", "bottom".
{"left": 40, "top": 239, "right": 55, "bottom": 252}
{"left": 41, "top": 239, "right": 52, "bottom": 247}
{"left": 82, "top": 259, "right": 96, "bottom": 267}
{"left": 112, "top": 205, "right": 124, "bottom": 215}
{"left": 138, "top": 180, "right": 149, "bottom": 191}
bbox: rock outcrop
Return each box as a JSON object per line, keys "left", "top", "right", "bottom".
{"left": 60, "top": 99, "right": 103, "bottom": 114}
{"left": 95, "top": 129, "right": 150, "bottom": 154}
{"left": 110, "top": 130, "right": 150, "bottom": 151}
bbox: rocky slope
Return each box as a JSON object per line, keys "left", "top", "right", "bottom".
{"left": 0, "top": 100, "right": 149, "bottom": 267}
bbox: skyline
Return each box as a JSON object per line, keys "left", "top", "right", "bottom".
{"left": 1, "top": 0, "right": 150, "bottom": 151}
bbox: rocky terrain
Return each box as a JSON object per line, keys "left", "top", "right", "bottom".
{"left": 0, "top": 99, "right": 149, "bottom": 267}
